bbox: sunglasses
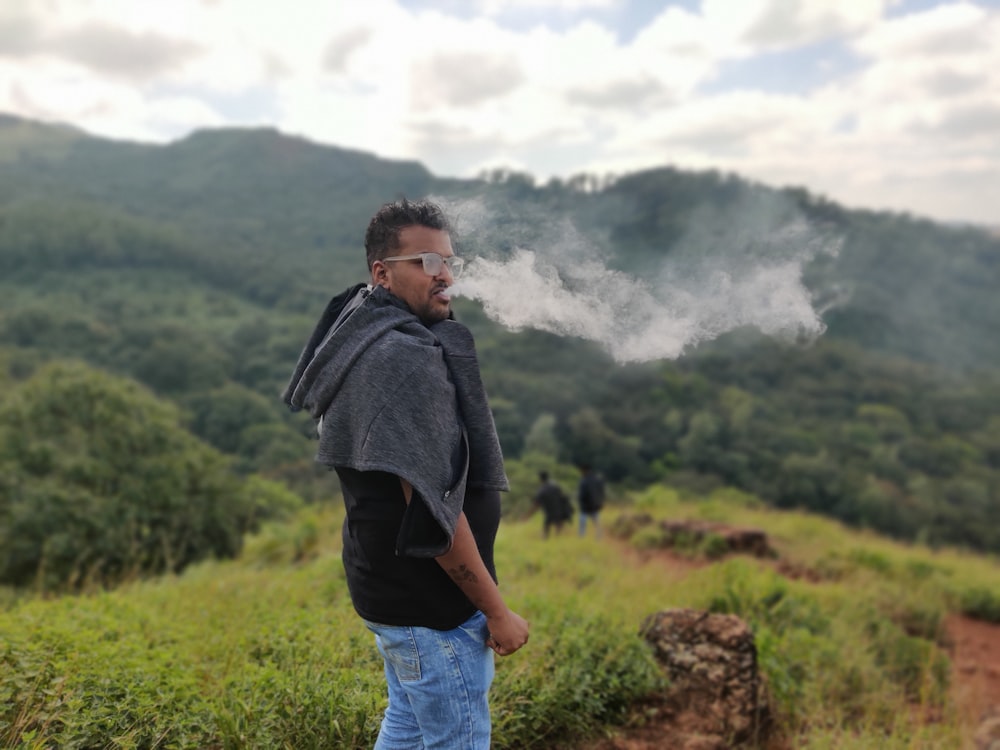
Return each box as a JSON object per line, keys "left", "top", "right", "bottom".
{"left": 382, "top": 252, "right": 464, "bottom": 279}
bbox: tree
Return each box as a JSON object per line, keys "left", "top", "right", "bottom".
{"left": 182, "top": 382, "right": 281, "bottom": 455}
{"left": 523, "top": 413, "right": 559, "bottom": 458}
{"left": 564, "top": 407, "right": 644, "bottom": 482}
{"left": 0, "top": 362, "right": 256, "bottom": 590}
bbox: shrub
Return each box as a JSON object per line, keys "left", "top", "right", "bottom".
{"left": 630, "top": 524, "right": 669, "bottom": 550}
{"left": 705, "top": 561, "right": 830, "bottom": 636}
{"left": 958, "top": 586, "right": 1000, "bottom": 623}
{"left": 699, "top": 532, "right": 730, "bottom": 560}
{"left": 867, "top": 619, "right": 950, "bottom": 703}
{"left": 491, "top": 612, "right": 665, "bottom": 749}
{"left": 0, "top": 362, "right": 254, "bottom": 590}
{"left": 846, "top": 548, "right": 893, "bottom": 574}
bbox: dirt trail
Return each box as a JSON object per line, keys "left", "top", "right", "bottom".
{"left": 947, "top": 613, "right": 1000, "bottom": 732}
{"left": 571, "top": 546, "right": 1000, "bottom": 749}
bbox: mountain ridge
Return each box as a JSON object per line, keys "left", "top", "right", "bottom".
{"left": 2, "top": 110, "right": 999, "bottom": 372}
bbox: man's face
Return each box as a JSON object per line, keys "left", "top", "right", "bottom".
{"left": 371, "top": 225, "right": 456, "bottom": 325}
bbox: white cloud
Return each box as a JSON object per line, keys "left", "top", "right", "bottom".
{"left": 475, "top": 0, "right": 619, "bottom": 14}
{"left": 854, "top": 1, "right": 993, "bottom": 57}
{"left": 412, "top": 49, "right": 525, "bottom": 107}
{"left": 51, "top": 22, "right": 203, "bottom": 80}
{"left": 0, "top": 6, "right": 45, "bottom": 57}
{"left": 702, "top": 0, "right": 891, "bottom": 52}
{"left": 575, "top": 1, "right": 1000, "bottom": 224}
{"left": 0, "top": 0, "right": 998, "bottom": 224}
{"left": 1, "top": 60, "right": 224, "bottom": 141}
{"left": 322, "top": 27, "right": 374, "bottom": 74}
{"left": 841, "top": 5, "right": 1000, "bottom": 143}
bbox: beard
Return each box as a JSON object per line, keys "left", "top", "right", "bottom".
{"left": 413, "top": 284, "right": 452, "bottom": 325}
{"left": 415, "top": 299, "right": 451, "bottom": 325}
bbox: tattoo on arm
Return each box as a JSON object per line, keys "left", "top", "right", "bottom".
{"left": 448, "top": 564, "right": 479, "bottom": 585}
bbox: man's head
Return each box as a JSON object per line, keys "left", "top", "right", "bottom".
{"left": 539, "top": 471, "right": 549, "bottom": 483}
{"left": 366, "top": 199, "right": 458, "bottom": 325}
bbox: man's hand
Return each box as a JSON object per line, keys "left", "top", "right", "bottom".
{"left": 485, "top": 608, "right": 530, "bottom": 656}
{"left": 416, "top": 492, "right": 530, "bottom": 657}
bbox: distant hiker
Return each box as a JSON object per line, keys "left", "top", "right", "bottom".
{"left": 576, "top": 463, "right": 605, "bottom": 538}
{"left": 532, "top": 470, "right": 573, "bottom": 539}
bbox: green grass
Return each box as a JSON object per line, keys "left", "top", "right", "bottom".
{"left": 2, "top": 488, "right": 997, "bottom": 748}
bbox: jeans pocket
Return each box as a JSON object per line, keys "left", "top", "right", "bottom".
{"left": 369, "top": 623, "right": 422, "bottom": 683}
{"left": 457, "top": 610, "right": 489, "bottom": 644}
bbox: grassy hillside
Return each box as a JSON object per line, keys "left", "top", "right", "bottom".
{"left": 2, "top": 485, "right": 998, "bottom": 749}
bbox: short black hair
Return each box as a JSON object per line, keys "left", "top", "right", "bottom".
{"left": 364, "top": 198, "right": 452, "bottom": 271}
{"left": 539, "top": 471, "right": 549, "bottom": 482}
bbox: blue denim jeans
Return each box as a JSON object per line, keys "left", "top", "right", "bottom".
{"left": 579, "top": 510, "right": 601, "bottom": 538}
{"left": 363, "top": 610, "right": 495, "bottom": 749}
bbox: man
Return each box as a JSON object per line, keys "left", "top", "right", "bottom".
{"left": 576, "top": 463, "right": 605, "bottom": 538}
{"left": 282, "top": 199, "right": 529, "bottom": 749}
{"left": 532, "top": 470, "right": 572, "bottom": 539}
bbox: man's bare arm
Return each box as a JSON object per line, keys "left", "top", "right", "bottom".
{"left": 400, "top": 479, "right": 529, "bottom": 656}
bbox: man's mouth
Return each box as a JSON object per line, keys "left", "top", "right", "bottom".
{"left": 433, "top": 286, "right": 451, "bottom": 302}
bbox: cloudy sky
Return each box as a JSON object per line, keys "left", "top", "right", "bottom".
{"left": 1, "top": 0, "right": 998, "bottom": 225}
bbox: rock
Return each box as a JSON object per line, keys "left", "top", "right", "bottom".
{"left": 609, "top": 512, "right": 654, "bottom": 539}
{"left": 722, "top": 527, "right": 775, "bottom": 558}
{"left": 612, "top": 514, "right": 776, "bottom": 559}
{"left": 640, "top": 608, "right": 773, "bottom": 748}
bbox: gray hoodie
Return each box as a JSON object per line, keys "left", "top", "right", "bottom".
{"left": 283, "top": 285, "right": 508, "bottom": 556}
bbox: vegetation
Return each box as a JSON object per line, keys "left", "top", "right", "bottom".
{"left": 2, "top": 114, "right": 998, "bottom": 556}
{"left": 0, "top": 362, "right": 299, "bottom": 590}
{"left": 3, "top": 489, "right": 996, "bottom": 748}
{"left": 0, "top": 112, "right": 998, "bottom": 746}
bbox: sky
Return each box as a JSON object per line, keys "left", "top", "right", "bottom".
{"left": 1, "top": 0, "right": 999, "bottom": 226}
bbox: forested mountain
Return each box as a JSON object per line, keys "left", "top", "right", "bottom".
{"left": 2, "top": 112, "right": 999, "bottom": 561}
{"left": 4, "top": 112, "right": 998, "bottom": 369}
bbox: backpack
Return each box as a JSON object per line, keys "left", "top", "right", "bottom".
{"left": 557, "top": 488, "right": 573, "bottom": 521}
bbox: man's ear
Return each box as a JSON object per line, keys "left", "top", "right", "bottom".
{"left": 371, "top": 260, "right": 389, "bottom": 288}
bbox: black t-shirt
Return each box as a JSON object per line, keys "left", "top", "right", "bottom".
{"left": 578, "top": 474, "right": 605, "bottom": 513}
{"left": 336, "top": 467, "right": 501, "bottom": 630}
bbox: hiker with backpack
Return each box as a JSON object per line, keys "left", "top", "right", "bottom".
{"left": 532, "top": 471, "right": 573, "bottom": 539}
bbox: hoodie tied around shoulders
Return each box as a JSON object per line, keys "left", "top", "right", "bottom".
{"left": 282, "top": 284, "right": 509, "bottom": 557}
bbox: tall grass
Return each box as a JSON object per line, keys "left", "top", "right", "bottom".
{"left": 1, "top": 488, "right": 997, "bottom": 748}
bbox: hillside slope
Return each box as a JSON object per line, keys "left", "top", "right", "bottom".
{"left": 2, "top": 496, "right": 999, "bottom": 749}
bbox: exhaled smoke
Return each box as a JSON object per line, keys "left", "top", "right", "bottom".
{"left": 443, "top": 194, "right": 841, "bottom": 364}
